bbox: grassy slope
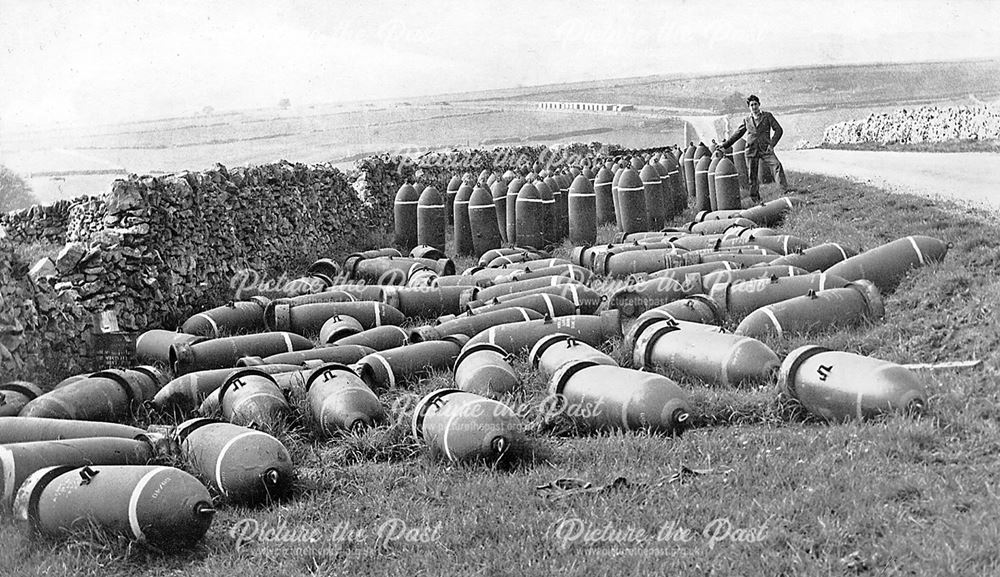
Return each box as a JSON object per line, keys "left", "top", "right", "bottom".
{"left": 4, "top": 172, "right": 1000, "bottom": 576}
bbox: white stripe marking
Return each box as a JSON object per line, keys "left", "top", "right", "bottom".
{"left": 761, "top": 308, "right": 783, "bottom": 336}
{"left": 1, "top": 448, "right": 16, "bottom": 509}
{"left": 832, "top": 243, "right": 848, "bottom": 261}
{"left": 418, "top": 204, "right": 445, "bottom": 209}
{"left": 129, "top": 467, "right": 171, "bottom": 541}
{"left": 373, "top": 303, "right": 382, "bottom": 326}
{"left": 394, "top": 200, "right": 420, "bottom": 205}
{"left": 282, "top": 332, "right": 294, "bottom": 352}
{"left": 369, "top": 354, "right": 396, "bottom": 388}
{"left": 193, "top": 314, "right": 220, "bottom": 337}
{"left": 907, "top": 236, "right": 926, "bottom": 265}
{"left": 214, "top": 431, "right": 270, "bottom": 496}
{"left": 542, "top": 295, "right": 556, "bottom": 318}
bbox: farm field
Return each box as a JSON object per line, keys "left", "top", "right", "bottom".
{"left": 3, "top": 59, "right": 998, "bottom": 205}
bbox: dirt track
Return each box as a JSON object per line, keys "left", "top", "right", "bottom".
{"left": 781, "top": 149, "right": 1000, "bottom": 210}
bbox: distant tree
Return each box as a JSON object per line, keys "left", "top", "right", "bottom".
{"left": 0, "top": 165, "right": 39, "bottom": 212}
{"left": 202, "top": 105, "right": 215, "bottom": 115}
{"left": 720, "top": 91, "right": 747, "bottom": 114}
{"left": 278, "top": 98, "right": 291, "bottom": 110}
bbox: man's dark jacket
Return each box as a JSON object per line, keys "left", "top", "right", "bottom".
{"left": 722, "top": 111, "right": 783, "bottom": 157}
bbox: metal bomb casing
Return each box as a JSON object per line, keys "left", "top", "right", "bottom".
{"left": 659, "top": 152, "right": 686, "bottom": 219}
{"left": 0, "top": 381, "right": 43, "bottom": 417}
{"left": 639, "top": 164, "right": 666, "bottom": 231}
{"left": 709, "top": 272, "right": 851, "bottom": 321}
{"left": 453, "top": 182, "right": 475, "bottom": 256}
{"left": 393, "top": 183, "right": 420, "bottom": 251}
{"left": 556, "top": 174, "right": 571, "bottom": 238}
{"left": 594, "top": 167, "right": 616, "bottom": 226}
{"left": 409, "top": 307, "right": 542, "bottom": 343}
{"left": 616, "top": 168, "right": 649, "bottom": 234}
{"left": 180, "top": 297, "right": 270, "bottom": 338}
{"left": 445, "top": 175, "right": 462, "bottom": 225}
{"left": 539, "top": 177, "right": 559, "bottom": 245}
{"left": 319, "top": 314, "right": 364, "bottom": 344}
{"left": 766, "top": 242, "right": 856, "bottom": 272}
{"left": 739, "top": 196, "right": 800, "bottom": 227}
{"left": 515, "top": 182, "right": 545, "bottom": 249}
{"left": 468, "top": 293, "right": 578, "bottom": 320}
{"left": 713, "top": 157, "right": 741, "bottom": 210}
{"left": 693, "top": 154, "right": 712, "bottom": 212}
{"left": 150, "top": 363, "right": 299, "bottom": 413}
{"left": 170, "top": 332, "right": 314, "bottom": 375}
{"left": 606, "top": 272, "right": 703, "bottom": 318}
{"left": 0, "top": 418, "right": 145, "bottom": 444}
{"left": 778, "top": 346, "right": 928, "bottom": 422}
{"left": 334, "top": 326, "right": 409, "bottom": 351}
{"left": 645, "top": 294, "right": 725, "bottom": 326}
{"left": 19, "top": 367, "right": 163, "bottom": 421}
{"left": 701, "top": 265, "right": 809, "bottom": 291}
{"left": 304, "top": 363, "right": 385, "bottom": 434}
{"left": 135, "top": 330, "right": 208, "bottom": 366}
{"left": 14, "top": 464, "right": 214, "bottom": 547}
{"left": 824, "top": 235, "right": 949, "bottom": 291}
{"left": 732, "top": 138, "right": 749, "bottom": 190}
{"left": 453, "top": 343, "right": 520, "bottom": 398}
{"left": 505, "top": 177, "right": 524, "bottom": 246}
{"left": 633, "top": 319, "right": 779, "bottom": 386}
{"left": 682, "top": 144, "right": 697, "bottom": 203}
{"left": 411, "top": 388, "right": 525, "bottom": 463}
{"left": 478, "top": 247, "right": 525, "bottom": 267}
{"left": 568, "top": 174, "right": 597, "bottom": 245}
{"left": 356, "top": 335, "right": 469, "bottom": 390}
{"left": 596, "top": 247, "right": 688, "bottom": 278}
{"left": 469, "top": 184, "right": 503, "bottom": 256}
{"left": 707, "top": 154, "right": 722, "bottom": 211}
{"left": 734, "top": 280, "right": 885, "bottom": 338}
{"left": 490, "top": 180, "right": 509, "bottom": 245}
{"left": 469, "top": 275, "right": 577, "bottom": 305}
{"left": 174, "top": 418, "right": 292, "bottom": 503}
{"left": 623, "top": 310, "right": 725, "bottom": 352}
{"left": 265, "top": 302, "right": 406, "bottom": 337}
{"left": 465, "top": 310, "right": 623, "bottom": 355}
{"left": 548, "top": 360, "right": 690, "bottom": 434}
{"left": 417, "top": 186, "right": 447, "bottom": 252}
{"left": 529, "top": 333, "right": 617, "bottom": 380}
{"left": 382, "top": 285, "right": 471, "bottom": 320}
{"left": 0, "top": 437, "right": 155, "bottom": 513}
{"left": 218, "top": 368, "right": 289, "bottom": 427}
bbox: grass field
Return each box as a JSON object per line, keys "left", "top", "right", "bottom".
{"left": 3, "top": 170, "right": 999, "bottom": 576}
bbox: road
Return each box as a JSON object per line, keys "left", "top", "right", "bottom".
{"left": 781, "top": 149, "right": 1000, "bottom": 210}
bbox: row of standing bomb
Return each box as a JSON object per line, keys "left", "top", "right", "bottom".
{"left": 393, "top": 142, "right": 758, "bottom": 256}
{"left": 0, "top": 199, "right": 949, "bottom": 548}
{"left": 0, "top": 182, "right": 947, "bottom": 544}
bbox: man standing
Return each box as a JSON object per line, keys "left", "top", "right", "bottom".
{"left": 720, "top": 94, "right": 791, "bottom": 203}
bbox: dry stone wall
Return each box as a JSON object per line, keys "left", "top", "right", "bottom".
{"left": 823, "top": 105, "right": 1000, "bottom": 145}
{"left": 0, "top": 198, "right": 80, "bottom": 245}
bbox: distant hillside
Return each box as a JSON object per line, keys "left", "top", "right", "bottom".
{"left": 448, "top": 59, "right": 1000, "bottom": 114}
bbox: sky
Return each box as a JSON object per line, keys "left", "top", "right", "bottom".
{"left": 1, "top": 0, "right": 999, "bottom": 131}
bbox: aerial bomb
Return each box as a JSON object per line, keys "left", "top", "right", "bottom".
{"left": 381, "top": 285, "right": 471, "bottom": 319}
{"left": 417, "top": 186, "right": 447, "bottom": 252}
{"left": 709, "top": 272, "right": 851, "bottom": 320}
{"left": 304, "top": 364, "right": 385, "bottom": 434}
{"left": 616, "top": 168, "right": 648, "bottom": 234}
{"left": 659, "top": 152, "right": 686, "bottom": 219}
{"left": 568, "top": 174, "right": 597, "bottom": 245}
{"left": 714, "top": 157, "right": 741, "bottom": 210}
{"left": 453, "top": 343, "right": 520, "bottom": 398}
{"left": 639, "top": 294, "right": 724, "bottom": 326}
{"left": 605, "top": 273, "right": 702, "bottom": 318}
{"left": 515, "top": 182, "right": 545, "bottom": 249}
{"left": 467, "top": 293, "right": 578, "bottom": 319}
{"left": 393, "top": 183, "right": 420, "bottom": 251}
{"left": 19, "top": 367, "right": 164, "bottom": 422}
{"left": 824, "top": 235, "right": 948, "bottom": 291}
{"left": 766, "top": 242, "right": 856, "bottom": 272}
{"left": 732, "top": 138, "right": 749, "bottom": 190}
{"left": 739, "top": 196, "right": 801, "bottom": 227}
{"left": 0, "top": 437, "right": 155, "bottom": 513}
{"left": 445, "top": 175, "right": 462, "bottom": 224}
{"left": 465, "top": 311, "right": 623, "bottom": 354}
{"left": 217, "top": 368, "right": 290, "bottom": 427}
{"left": 0, "top": 418, "right": 145, "bottom": 444}
{"left": 174, "top": 418, "right": 293, "bottom": 503}
{"left": 412, "top": 389, "right": 525, "bottom": 463}
{"left": 505, "top": 177, "right": 524, "bottom": 246}
{"left": 632, "top": 319, "right": 780, "bottom": 386}
{"left": 548, "top": 360, "right": 690, "bottom": 434}
{"left": 453, "top": 182, "right": 475, "bottom": 256}
{"left": 151, "top": 363, "right": 300, "bottom": 414}
{"left": 0, "top": 381, "right": 43, "bottom": 417}
{"left": 693, "top": 155, "right": 712, "bottom": 212}
{"left": 180, "top": 297, "right": 270, "bottom": 338}
{"left": 265, "top": 301, "right": 406, "bottom": 337}
{"left": 318, "top": 314, "right": 364, "bottom": 344}
{"left": 593, "top": 167, "right": 616, "bottom": 226}
{"left": 14, "top": 465, "right": 214, "bottom": 547}
{"left": 639, "top": 164, "right": 666, "bottom": 230}
{"left": 701, "top": 265, "right": 808, "bottom": 291}
{"left": 682, "top": 144, "right": 697, "bottom": 204}
{"left": 334, "top": 326, "right": 410, "bottom": 351}
{"left": 356, "top": 336, "right": 468, "bottom": 390}
{"left": 468, "top": 275, "right": 577, "bottom": 305}
{"left": 529, "top": 333, "right": 617, "bottom": 380}
{"left": 469, "top": 185, "right": 503, "bottom": 256}
{"left": 595, "top": 248, "right": 687, "bottom": 278}
{"left": 734, "top": 280, "right": 885, "bottom": 338}
{"left": 170, "top": 332, "right": 313, "bottom": 374}
{"left": 490, "top": 180, "right": 509, "bottom": 245}
{"left": 707, "top": 153, "right": 722, "bottom": 211}
{"left": 135, "top": 330, "right": 208, "bottom": 366}
{"left": 778, "top": 345, "right": 928, "bottom": 422}
{"left": 409, "top": 307, "right": 542, "bottom": 343}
